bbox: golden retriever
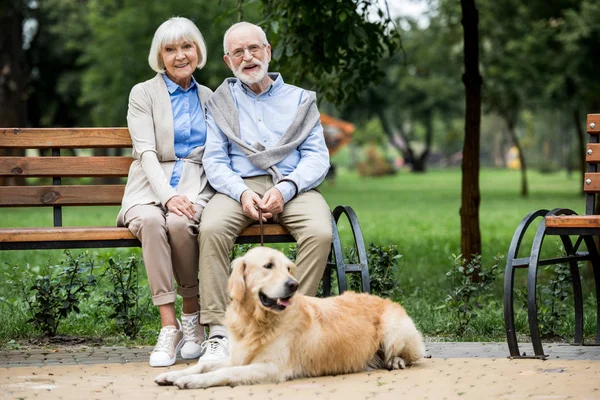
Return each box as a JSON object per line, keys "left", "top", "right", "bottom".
{"left": 155, "top": 246, "right": 425, "bottom": 389}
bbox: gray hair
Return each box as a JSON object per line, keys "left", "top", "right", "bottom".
{"left": 223, "top": 22, "right": 269, "bottom": 55}
{"left": 148, "top": 17, "right": 207, "bottom": 73}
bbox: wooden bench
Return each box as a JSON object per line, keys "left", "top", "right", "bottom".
{"left": 504, "top": 113, "right": 600, "bottom": 359}
{"left": 0, "top": 127, "right": 370, "bottom": 295}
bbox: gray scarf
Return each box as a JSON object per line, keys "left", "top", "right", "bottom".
{"left": 206, "top": 75, "right": 320, "bottom": 184}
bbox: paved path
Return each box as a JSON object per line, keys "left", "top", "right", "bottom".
{"left": 2, "top": 341, "right": 599, "bottom": 367}
{"left": 1, "top": 342, "right": 599, "bottom": 399}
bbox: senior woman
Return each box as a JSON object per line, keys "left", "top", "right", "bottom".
{"left": 116, "top": 17, "right": 214, "bottom": 367}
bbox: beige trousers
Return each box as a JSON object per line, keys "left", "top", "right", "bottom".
{"left": 198, "top": 176, "right": 333, "bottom": 325}
{"left": 124, "top": 203, "right": 203, "bottom": 306}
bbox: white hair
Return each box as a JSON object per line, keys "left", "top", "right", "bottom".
{"left": 223, "top": 22, "right": 269, "bottom": 55}
{"left": 148, "top": 17, "right": 207, "bottom": 73}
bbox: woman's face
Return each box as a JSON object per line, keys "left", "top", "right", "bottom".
{"left": 160, "top": 40, "right": 198, "bottom": 88}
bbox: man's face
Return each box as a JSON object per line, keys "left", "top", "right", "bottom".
{"left": 224, "top": 26, "right": 271, "bottom": 85}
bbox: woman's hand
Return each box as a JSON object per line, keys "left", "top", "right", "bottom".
{"left": 166, "top": 195, "right": 195, "bottom": 219}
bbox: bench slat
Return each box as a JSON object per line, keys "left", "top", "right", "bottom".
{"left": 239, "top": 224, "right": 290, "bottom": 237}
{"left": 0, "top": 128, "right": 132, "bottom": 149}
{"left": 0, "top": 224, "right": 291, "bottom": 243}
{"left": 0, "top": 156, "right": 132, "bottom": 177}
{"left": 584, "top": 173, "right": 600, "bottom": 192}
{"left": 0, "top": 185, "right": 125, "bottom": 206}
{"left": 0, "top": 227, "right": 137, "bottom": 242}
{"left": 545, "top": 215, "right": 600, "bottom": 228}
{"left": 586, "top": 144, "right": 600, "bottom": 162}
{"left": 588, "top": 114, "right": 600, "bottom": 135}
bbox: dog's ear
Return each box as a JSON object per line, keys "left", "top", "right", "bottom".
{"left": 229, "top": 256, "right": 246, "bottom": 302}
{"left": 288, "top": 262, "right": 297, "bottom": 276}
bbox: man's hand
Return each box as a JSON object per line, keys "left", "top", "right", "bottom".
{"left": 241, "top": 190, "right": 271, "bottom": 221}
{"left": 165, "top": 195, "right": 195, "bottom": 219}
{"left": 261, "top": 188, "right": 284, "bottom": 215}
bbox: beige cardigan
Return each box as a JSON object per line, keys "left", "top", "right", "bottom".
{"left": 117, "top": 74, "right": 215, "bottom": 226}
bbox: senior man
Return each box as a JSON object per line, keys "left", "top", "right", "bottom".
{"left": 198, "top": 21, "right": 332, "bottom": 360}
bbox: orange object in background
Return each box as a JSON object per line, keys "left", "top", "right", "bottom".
{"left": 320, "top": 113, "right": 354, "bottom": 156}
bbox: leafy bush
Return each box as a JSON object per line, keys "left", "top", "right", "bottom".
{"left": 230, "top": 244, "right": 256, "bottom": 261}
{"left": 357, "top": 145, "right": 395, "bottom": 177}
{"left": 99, "top": 256, "right": 149, "bottom": 339}
{"left": 443, "top": 254, "right": 502, "bottom": 335}
{"left": 340, "top": 242, "right": 403, "bottom": 297}
{"left": 515, "top": 259, "right": 574, "bottom": 339}
{"left": 18, "top": 251, "right": 99, "bottom": 337}
{"left": 538, "top": 262, "right": 574, "bottom": 338}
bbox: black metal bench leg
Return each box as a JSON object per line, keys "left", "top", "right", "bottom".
{"left": 331, "top": 205, "right": 370, "bottom": 294}
{"left": 504, "top": 264, "right": 519, "bottom": 357}
{"left": 585, "top": 235, "right": 600, "bottom": 343}
{"left": 504, "top": 209, "right": 548, "bottom": 358}
{"left": 525, "top": 208, "right": 579, "bottom": 358}
{"left": 596, "top": 263, "right": 600, "bottom": 344}
{"left": 562, "top": 234, "right": 584, "bottom": 345}
{"left": 527, "top": 219, "right": 549, "bottom": 359}
{"left": 322, "top": 264, "right": 332, "bottom": 297}
{"left": 330, "top": 215, "right": 348, "bottom": 294}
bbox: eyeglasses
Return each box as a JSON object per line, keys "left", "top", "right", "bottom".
{"left": 227, "top": 43, "right": 266, "bottom": 59}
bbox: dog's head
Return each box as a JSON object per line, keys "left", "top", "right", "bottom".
{"left": 229, "top": 247, "right": 298, "bottom": 312}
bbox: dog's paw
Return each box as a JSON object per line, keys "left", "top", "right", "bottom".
{"left": 387, "top": 356, "right": 406, "bottom": 370}
{"left": 155, "top": 371, "right": 182, "bottom": 386}
{"left": 174, "top": 375, "right": 206, "bottom": 390}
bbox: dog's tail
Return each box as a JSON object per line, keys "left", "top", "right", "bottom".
{"left": 382, "top": 304, "right": 426, "bottom": 366}
{"left": 398, "top": 319, "right": 426, "bottom": 365}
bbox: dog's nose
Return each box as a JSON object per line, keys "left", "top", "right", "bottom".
{"left": 285, "top": 279, "right": 299, "bottom": 293}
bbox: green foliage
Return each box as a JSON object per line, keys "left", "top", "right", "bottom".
{"left": 230, "top": 244, "right": 257, "bottom": 261}
{"left": 443, "top": 254, "right": 502, "bottom": 335}
{"left": 99, "top": 256, "right": 148, "bottom": 339}
{"left": 260, "top": 0, "right": 400, "bottom": 105}
{"left": 515, "top": 255, "right": 574, "bottom": 339}
{"left": 18, "top": 251, "right": 99, "bottom": 337}
{"left": 284, "top": 244, "right": 297, "bottom": 262}
{"left": 342, "top": 7, "right": 464, "bottom": 170}
{"left": 365, "top": 243, "right": 402, "bottom": 298}
{"left": 23, "top": 0, "right": 92, "bottom": 127}
{"left": 357, "top": 145, "right": 395, "bottom": 177}
{"left": 344, "top": 243, "right": 402, "bottom": 298}
{"left": 352, "top": 118, "right": 387, "bottom": 148}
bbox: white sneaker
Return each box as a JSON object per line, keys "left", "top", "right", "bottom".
{"left": 149, "top": 320, "right": 184, "bottom": 367}
{"left": 180, "top": 311, "right": 206, "bottom": 359}
{"left": 198, "top": 337, "right": 229, "bottom": 362}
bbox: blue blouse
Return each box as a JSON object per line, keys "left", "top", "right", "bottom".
{"left": 163, "top": 74, "right": 207, "bottom": 188}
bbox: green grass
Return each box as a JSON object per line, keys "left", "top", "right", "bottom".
{"left": 1, "top": 167, "right": 596, "bottom": 346}
{"left": 321, "top": 167, "right": 584, "bottom": 293}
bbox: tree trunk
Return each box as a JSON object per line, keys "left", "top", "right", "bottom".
{"left": 376, "top": 108, "right": 416, "bottom": 166}
{"left": 460, "top": 0, "right": 482, "bottom": 262}
{"left": 573, "top": 109, "right": 586, "bottom": 196}
{"left": 413, "top": 111, "right": 434, "bottom": 173}
{"left": 0, "top": 3, "right": 28, "bottom": 186}
{"left": 506, "top": 119, "right": 528, "bottom": 197}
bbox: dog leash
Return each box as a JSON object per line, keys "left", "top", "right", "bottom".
{"left": 258, "top": 208, "right": 264, "bottom": 246}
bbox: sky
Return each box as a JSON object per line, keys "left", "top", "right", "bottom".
{"left": 379, "top": 0, "right": 429, "bottom": 19}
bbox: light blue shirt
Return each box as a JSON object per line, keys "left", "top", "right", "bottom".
{"left": 163, "top": 74, "right": 207, "bottom": 188}
{"left": 203, "top": 74, "right": 330, "bottom": 203}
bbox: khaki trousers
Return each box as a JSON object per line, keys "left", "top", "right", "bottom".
{"left": 198, "top": 176, "right": 333, "bottom": 325}
{"left": 124, "top": 203, "right": 203, "bottom": 306}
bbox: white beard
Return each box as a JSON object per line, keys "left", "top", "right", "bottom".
{"left": 234, "top": 57, "right": 269, "bottom": 85}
